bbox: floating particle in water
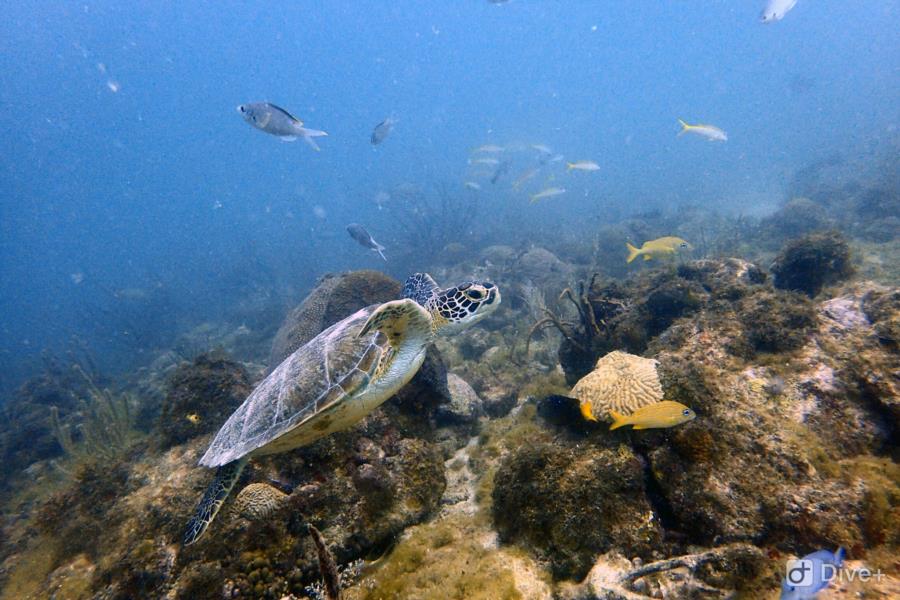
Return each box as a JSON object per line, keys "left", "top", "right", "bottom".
{"left": 313, "top": 205, "right": 327, "bottom": 219}
{"left": 70, "top": 272, "right": 84, "bottom": 284}
{"left": 106, "top": 79, "right": 121, "bottom": 93}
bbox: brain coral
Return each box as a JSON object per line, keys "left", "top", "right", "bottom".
{"left": 571, "top": 350, "right": 664, "bottom": 421}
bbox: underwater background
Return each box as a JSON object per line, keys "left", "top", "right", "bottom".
{"left": 1, "top": 2, "right": 898, "bottom": 599}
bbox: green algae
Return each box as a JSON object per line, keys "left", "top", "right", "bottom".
{"left": 0, "top": 537, "right": 61, "bottom": 600}
{"left": 354, "top": 516, "right": 522, "bottom": 600}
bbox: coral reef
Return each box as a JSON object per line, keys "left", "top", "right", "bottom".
{"left": 269, "top": 271, "right": 401, "bottom": 368}
{"left": 540, "top": 265, "right": 745, "bottom": 384}
{"left": 772, "top": 231, "right": 855, "bottom": 297}
{"left": 2, "top": 236, "right": 898, "bottom": 600}
{"left": 157, "top": 350, "right": 252, "bottom": 449}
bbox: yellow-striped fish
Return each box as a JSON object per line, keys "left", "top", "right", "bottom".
{"left": 530, "top": 187, "right": 566, "bottom": 203}
{"left": 609, "top": 401, "right": 696, "bottom": 431}
{"left": 566, "top": 160, "right": 600, "bottom": 171}
{"left": 677, "top": 119, "right": 727, "bottom": 142}
{"left": 472, "top": 144, "right": 504, "bottom": 153}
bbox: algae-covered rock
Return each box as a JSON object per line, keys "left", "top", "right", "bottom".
{"left": 492, "top": 437, "right": 662, "bottom": 580}
{"left": 0, "top": 363, "right": 90, "bottom": 480}
{"left": 640, "top": 282, "right": 898, "bottom": 555}
{"left": 437, "top": 374, "right": 484, "bottom": 425}
{"left": 760, "top": 197, "right": 833, "bottom": 244}
{"left": 735, "top": 289, "right": 818, "bottom": 356}
{"left": 515, "top": 247, "right": 573, "bottom": 290}
{"left": 862, "top": 286, "right": 900, "bottom": 348}
{"left": 570, "top": 544, "right": 768, "bottom": 599}
{"left": 554, "top": 265, "right": 720, "bottom": 384}
{"left": 269, "top": 270, "right": 401, "bottom": 368}
{"left": 772, "top": 230, "right": 854, "bottom": 297}
{"left": 157, "top": 351, "right": 251, "bottom": 449}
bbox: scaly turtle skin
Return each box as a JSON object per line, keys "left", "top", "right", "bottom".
{"left": 184, "top": 273, "right": 500, "bottom": 545}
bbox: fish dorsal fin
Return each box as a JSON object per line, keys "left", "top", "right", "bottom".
{"left": 402, "top": 273, "right": 440, "bottom": 306}
{"left": 268, "top": 103, "right": 303, "bottom": 125}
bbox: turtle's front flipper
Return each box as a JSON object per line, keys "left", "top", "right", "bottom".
{"left": 357, "top": 298, "right": 433, "bottom": 347}
{"left": 183, "top": 458, "right": 247, "bottom": 546}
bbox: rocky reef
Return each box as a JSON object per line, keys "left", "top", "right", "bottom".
{"left": 0, "top": 252, "right": 898, "bottom": 600}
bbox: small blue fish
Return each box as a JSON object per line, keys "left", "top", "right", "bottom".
{"left": 780, "top": 547, "right": 845, "bottom": 600}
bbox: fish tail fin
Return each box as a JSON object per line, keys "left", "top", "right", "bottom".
{"left": 643, "top": 254, "right": 653, "bottom": 261}
{"left": 626, "top": 242, "right": 640, "bottom": 263}
{"left": 300, "top": 128, "right": 328, "bottom": 138}
{"left": 677, "top": 119, "right": 690, "bottom": 136}
{"left": 579, "top": 401, "right": 598, "bottom": 422}
{"left": 834, "top": 547, "right": 846, "bottom": 566}
{"left": 376, "top": 244, "right": 387, "bottom": 262}
{"left": 566, "top": 162, "right": 575, "bottom": 170}
{"left": 608, "top": 410, "right": 628, "bottom": 431}
{"left": 299, "top": 128, "right": 328, "bottom": 152}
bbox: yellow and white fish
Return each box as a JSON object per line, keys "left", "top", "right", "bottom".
{"left": 472, "top": 144, "right": 504, "bottom": 153}
{"left": 566, "top": 160, "right": 601, "bottom": 172}
{"left": 609, "top": 401, "right": 696, "bottom": 431}
{"left": 677, "top": 119, "right": 727, "bottom": 142}
{"left": 626, "top": 236, "right": 692, "bottom": 263}
{"left": 530, "top": 187, "right": 566, "bottom": 203}
{"left": 512, "top": 167, "right": 540, "bottom": 190}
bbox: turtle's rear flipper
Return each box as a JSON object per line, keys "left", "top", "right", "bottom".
{"left": 183, "top": 458, "right": 247, "bottom": 546}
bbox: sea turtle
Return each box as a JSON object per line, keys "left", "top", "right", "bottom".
{"left": 183, "top": 273, "right": 501, "bottom": 545}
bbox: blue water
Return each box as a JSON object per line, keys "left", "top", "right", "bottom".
{"left": 1, "top": 1, "right": 898, "bottom": 388}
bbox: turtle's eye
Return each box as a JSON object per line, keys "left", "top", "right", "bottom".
{"left": 467, "top": 289, "right": 484, "bottom": 301}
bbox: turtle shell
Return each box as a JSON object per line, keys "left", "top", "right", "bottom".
{"left": 199, "top": 305, "right": 389, "bottom": 467}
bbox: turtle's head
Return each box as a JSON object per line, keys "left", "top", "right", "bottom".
{"left": 428, "top": 281, "right": 500, "bottom": 334}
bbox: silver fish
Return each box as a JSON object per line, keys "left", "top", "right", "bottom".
{"left": 677, "top": 119, "right": 728, "bottom": 142}
{"left": 237, "top": 102, "right": 328, "bottom": 151}
{"left": 761, "top": 0, "right": 797, "bottom": 23}
{"left": 347, "top": 223, "right": 386, "bottom": 261}
{"left": 371, "top": 117, "right": 396, "bottom": 145}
